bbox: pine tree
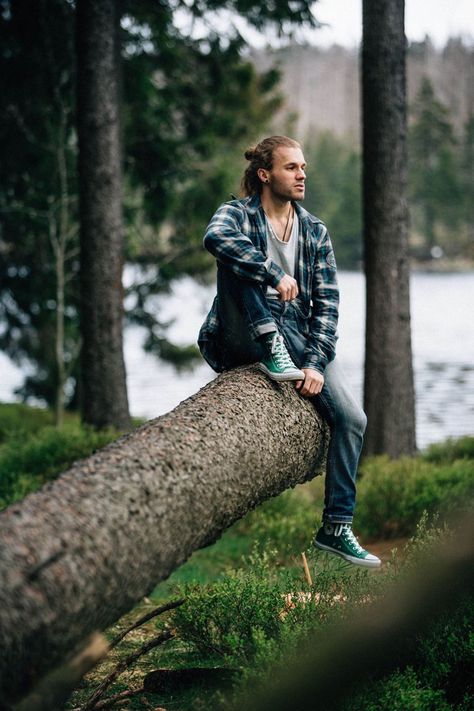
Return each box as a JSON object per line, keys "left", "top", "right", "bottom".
{"left": 409, "top": 78, "right": 462, "bottom": 257}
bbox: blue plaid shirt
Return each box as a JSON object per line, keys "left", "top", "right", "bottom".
{"left": 198, "top": 194, "right": 339, "bottom": 374}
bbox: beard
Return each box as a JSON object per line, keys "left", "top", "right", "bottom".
{"left": 268, "top": 180, "right": 305, "bottom": 202}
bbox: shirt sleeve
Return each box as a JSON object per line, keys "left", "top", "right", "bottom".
{"left": 301, "top": 223, "right": 340, "bottom": 373}
{"left": 203, "top": 202, "right": 286, "bottom": 287}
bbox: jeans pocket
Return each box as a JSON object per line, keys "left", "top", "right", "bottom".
{"left": 291, "top": 301, "right": 310, "bottom": 336}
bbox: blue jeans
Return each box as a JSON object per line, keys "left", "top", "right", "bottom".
{"left": 216, "top": 264, "right": 367, "bottom": 524}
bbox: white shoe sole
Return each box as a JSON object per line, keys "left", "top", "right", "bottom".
{"left": 314, "top": 540, "right": 382, "bottom": 568}
{"left": 258, "top": 363, "right": 305, "bottom": 382}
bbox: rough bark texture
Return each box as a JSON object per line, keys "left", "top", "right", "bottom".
{"left": 362, "top": 0, "right": 417, "bottom": 456}
{"left": 0, "top": 366, "right": 327, "bottom": 704}
{"left": 76, "top": 0, "right": 130, "bottom": 429}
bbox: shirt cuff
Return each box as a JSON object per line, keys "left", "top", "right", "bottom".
{"left": 264, "top": 258, "right": 286, "bottom": 287}
{"left": 301, "top": 353, "right": 327, "bottom": 374}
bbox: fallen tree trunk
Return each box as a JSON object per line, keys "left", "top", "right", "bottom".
{"left": 0, "top": 365, "right": 327, "bottom": 704}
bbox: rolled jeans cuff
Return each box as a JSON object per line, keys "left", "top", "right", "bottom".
{"left": 253, "top": 320, "right": 277, "bottom": 340}
{"left": 322, "top": 514, "right": 353, "bottom": 525}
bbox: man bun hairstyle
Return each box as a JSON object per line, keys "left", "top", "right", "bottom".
{"left": 241, "top": 135, "right": 301, "bottom": 197}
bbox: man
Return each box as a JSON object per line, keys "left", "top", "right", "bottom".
{"left": 198, "top": 135, "right": 381, "bottom": 568}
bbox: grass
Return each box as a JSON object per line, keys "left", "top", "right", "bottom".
{"left": 0, "top": 403, "right": 144, "bottom": 510}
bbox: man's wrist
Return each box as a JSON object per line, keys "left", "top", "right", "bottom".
{"left": 301, "top": 361, "right": 325, "bottom": 375}
{"left": 264, "top": 258, "right": 286, "bottom": 287}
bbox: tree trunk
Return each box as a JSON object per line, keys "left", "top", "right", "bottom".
{"left": 362, "top": 0, "right": 416, "bottom": 456}
{"left": 54, "top": 103, "right": 68, "bottom": 428}
{"left": 76, "top": 0, "right": 130, "bottom": 429}
{"left": 0, "top": 366, "right": 327, "bottom": 705}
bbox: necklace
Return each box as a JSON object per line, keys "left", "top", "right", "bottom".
{"left": 265, "top": 204, "right": 294, "bottom": 243}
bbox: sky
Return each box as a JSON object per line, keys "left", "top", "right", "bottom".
{"left": 309, "top": 0, "right": 474, "bottom": 48}
{"left": 224, "top": 0, "right": 474, "bottom": 49}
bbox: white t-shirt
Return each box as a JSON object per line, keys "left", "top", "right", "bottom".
{"left": 266, "top": 213, "right": 299, "bottom": 297}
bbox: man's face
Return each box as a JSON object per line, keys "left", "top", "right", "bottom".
{"left": 265, "top": 146, "right": 306, "bottom": 202}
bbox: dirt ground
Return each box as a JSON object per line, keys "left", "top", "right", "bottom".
{"left": 366, "top": 537, "right": 410, "bottom": 564}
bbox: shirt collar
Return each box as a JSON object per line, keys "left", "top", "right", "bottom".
{"left": 242, "top": 193, "right": 319, "bottom": 226}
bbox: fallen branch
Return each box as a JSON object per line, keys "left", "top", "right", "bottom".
{"left": 80, "top": 629, "right": 174, "bottom": 711}
{"left": 108, "top": 598, "right": 185, "bottom": 650}
{"left": 85, "top": 686, "right": 145, "bottom": 710}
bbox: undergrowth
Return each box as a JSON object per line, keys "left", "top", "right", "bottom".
{"left": 170, "top": 516, "right": 473, "bottom": 710}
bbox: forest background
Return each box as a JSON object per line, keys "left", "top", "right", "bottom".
{"left": 1, "top": 0, "right": 473, "bottom": 414}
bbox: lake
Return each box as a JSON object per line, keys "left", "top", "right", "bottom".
{"left": 1, "top": 270, "right": 473, "bottom": 450}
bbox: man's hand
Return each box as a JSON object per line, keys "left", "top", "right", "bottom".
{"left": 275, "top": 274, "right": 298, "bottom": 301}
{"left": 296, "top": 368, "right": 325, "bottom": 397}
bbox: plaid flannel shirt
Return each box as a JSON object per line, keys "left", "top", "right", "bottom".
{"left": 198, "top": 193, "right": 339, "bottom": 374}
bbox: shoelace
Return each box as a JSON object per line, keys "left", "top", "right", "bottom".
{"left": 341, "top": 526, "right": 365, "bottom": 554}
{"left": 271, "top": 335, "right": 294, "bottom": 368}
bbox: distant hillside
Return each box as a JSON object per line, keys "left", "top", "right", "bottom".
{"left": 252, "top": 37, "right": 474, "bottom": 144}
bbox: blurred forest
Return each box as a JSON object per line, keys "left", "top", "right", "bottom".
{"left": 0, "top": 0, "right": 290, "bottom": 408}
{"left": 0, "top": 0, "right": 472, "bottom": 412}
{"left": 303, "top": 77, "right": 474, "bottom": 268}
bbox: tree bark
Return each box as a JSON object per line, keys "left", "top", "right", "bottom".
{"left": 0, "top": 366, "right": 327, "bottom": 705}
{"left": 362, "top": 0, "right": 416, "bottom": 456}
{"left": 76, "top": 0, "right": 130, "bottom": 429}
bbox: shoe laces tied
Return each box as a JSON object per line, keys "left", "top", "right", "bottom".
{"left": 341, "top": 525, "right": 365, "bottom": 554}
{"left": 271, "top": 334, "right": 295, "bottom": 368}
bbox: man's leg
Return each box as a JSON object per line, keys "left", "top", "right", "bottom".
{"left": 216, "top": 264, "right": 304, "bottom": 380}
{"left": 312, "top": 360, "right": 381, "bottom": 568}
{"left": 315, "top": 359, "right": 366, "bottom": 524}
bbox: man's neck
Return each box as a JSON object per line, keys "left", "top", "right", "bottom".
{"left": 260, "top": 192, "right": 291, "bottom": 220}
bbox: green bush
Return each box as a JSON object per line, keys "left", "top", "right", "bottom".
{"left": 422, "top": 436, "right": 474, "bottom": 464}
{"left": 345, "top": 667, "right": 451, "bottom": 711}
{"left": 0, "top": 423, "right": 118, "bottom": 509}
{"left": 242, "top": 487, "right": 322, "bottom": 555}
{"left": 173, "top": 546, "right": 376, "bottom": 670}
{"left": 0, "top": 402, "right": 55, "bottom": 442}
{"left": 221, "top": 521, "right": 473, "bottom": 710}
{"left": 355, "top": 456, "right": 474, "bottom": 539}
{"left": 173, "top": 550, "right": 286, "bottom": 663}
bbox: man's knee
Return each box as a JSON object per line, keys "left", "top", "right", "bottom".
{"left": 335, "top": 402, "right": 367, "bottom": 435}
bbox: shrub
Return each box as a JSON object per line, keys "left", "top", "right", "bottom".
{"left": 222, "top": 520, "right": 473, "bottom": 710}
{"left": 354, "top": 456, "right": 474, "bottom": 539}
{"left": 242, "top": 487, "right": 322, "bottom": 555}
{"left": 0, "top": 423, "right": 118, "bottom": 509}
{"left": 173, "top": 546, "right": 376, "bottom": 671}
{"left": 0, "top": 403, "right": 55, "bottom": 442}
{"left": 173, "top": 549, "right": 286, "bottom": 663}
{"left": 345, "top": 667, "right": 451, "bottom": 711}
{"left": 422, "top": 436, "right": 474, "bottom": 464}
{"left": 343, "top": 516, "right": 474, "bottom": 710}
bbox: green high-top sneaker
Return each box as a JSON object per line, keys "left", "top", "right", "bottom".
{"left": 259, "top": 332, "right": 305, "bottom": 382}
{"left": 314, "top": 522, "right": 382, "bottom": 568}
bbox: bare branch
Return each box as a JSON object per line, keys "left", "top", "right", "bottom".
{"left": 86, "top": 686, "right": 146, "bottom": 710}
{"left": 108, "top": 598, "right": 185, "bottom": 650}
{"left": 80, "top": 629, "right": 174, "bottom": 711}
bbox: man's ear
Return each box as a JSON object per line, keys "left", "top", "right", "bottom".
{"left": 257, "top": 168, "right": 269, "bottom": 184}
